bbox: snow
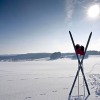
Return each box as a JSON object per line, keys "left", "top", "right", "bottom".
{"left": 0, "top": 56, "right": 100, "bottom": 100}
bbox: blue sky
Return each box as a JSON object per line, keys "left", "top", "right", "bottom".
{"left": 0, "top": 0, "right": 100, "bottom": 54}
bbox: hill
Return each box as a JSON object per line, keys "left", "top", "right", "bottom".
{"left": 0, "top": 50, "right": 100, "bottom": 61}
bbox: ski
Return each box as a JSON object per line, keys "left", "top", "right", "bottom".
{"left": 69, "top": 31, "right": 92, "bottom": 97}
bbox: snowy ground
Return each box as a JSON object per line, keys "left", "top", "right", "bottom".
{"left": 0, "top": 55, "right": 100, "bottom": 100}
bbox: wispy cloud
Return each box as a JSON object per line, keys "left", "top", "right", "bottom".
{"left": 66, "top": 0, "right": 74, "bottom": 26}
{"left": 66, "top": 0, "right": 74, "bottom": 19}
{"left": 65, "top": 0, "right": 81, "bottom": 27}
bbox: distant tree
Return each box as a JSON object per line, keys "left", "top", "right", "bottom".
{"left": 86, "top": 50, "right": 99, "bottom": 55}
{"left": 50, "top": 52, "right": 61, "bottom": 60}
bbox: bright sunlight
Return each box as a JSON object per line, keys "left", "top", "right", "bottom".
{"left": 87, "top": 4, "right": 100, "bottom": 18}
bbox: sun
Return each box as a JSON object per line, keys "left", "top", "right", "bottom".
{"left": 87, "top": 4, "right": 100, "bottom": 18}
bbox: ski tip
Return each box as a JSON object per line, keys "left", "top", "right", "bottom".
{"left": 69, "top": 31, "right": 71, "bottom": 34}
{"left": 90, "top": 32, "right": 92, "bottom": 36}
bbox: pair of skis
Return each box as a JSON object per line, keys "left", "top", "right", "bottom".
{"left": 68, "top": 31, "right": 92, "bottom": 99}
